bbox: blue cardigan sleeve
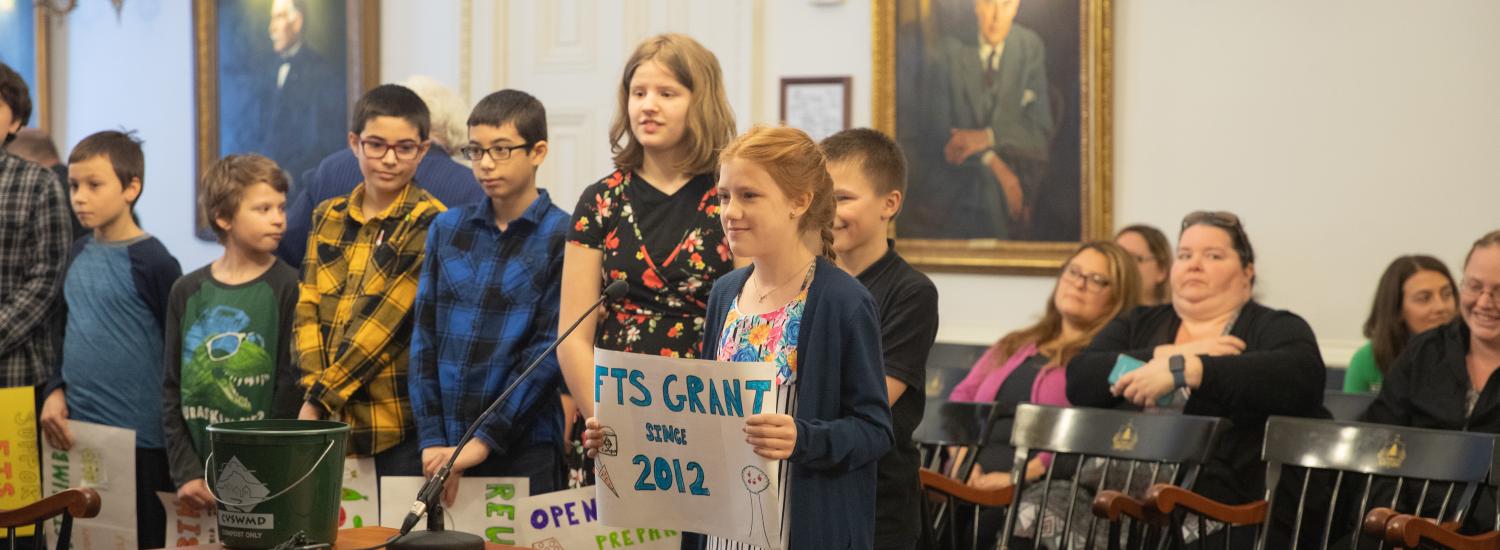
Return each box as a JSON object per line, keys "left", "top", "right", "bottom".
{"left": 787, "top": 277, "right": 893, "bottom": 472}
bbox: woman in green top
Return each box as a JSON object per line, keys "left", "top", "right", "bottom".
{"left": 1345, "top": 255, "right": 1457, "bottom": 392}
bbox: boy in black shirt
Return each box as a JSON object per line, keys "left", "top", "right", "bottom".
{"left": 823, "top": 128, "right": 940, "bottom": 550}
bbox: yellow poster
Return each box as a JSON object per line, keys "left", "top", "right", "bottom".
{"left": 0, "top": 386, "right": 41, "bottom": 536}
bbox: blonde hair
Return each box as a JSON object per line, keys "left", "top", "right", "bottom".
{"left": 990, "top": 241, "right": 1142, "bottom": 368}
{"left": 720, "top": 126, "right": 837, "bottom": 260}
{"left": 610, "top": 33, "right": 736, "bottom": 175}
{"left": 199, "top": 154, "right": 289, "bottom": 242}
{"left": 1467, "top": 230, "right": 1500, "bottom": 268}
{"left": 397, "top": 75, "right": 467, "bottom": 151}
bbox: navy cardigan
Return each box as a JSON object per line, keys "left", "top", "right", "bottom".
{"left": 684, "top": 257, "right": 894, "bottom": 550}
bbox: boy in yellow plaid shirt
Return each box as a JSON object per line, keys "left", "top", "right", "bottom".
{"left": 294, "top": 84, "right": 445, "bottom": 478}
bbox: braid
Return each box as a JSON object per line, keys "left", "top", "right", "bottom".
{"left": 820, "top": 226, "right": 837, "bottom": 260}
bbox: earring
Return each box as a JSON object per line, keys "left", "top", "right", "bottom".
{"left": 788, "top": 211, "right": 796, "bottom": 220}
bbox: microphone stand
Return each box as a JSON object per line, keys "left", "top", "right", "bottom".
{"left": 387, "top": 281, "right": 628, "bottom": 549}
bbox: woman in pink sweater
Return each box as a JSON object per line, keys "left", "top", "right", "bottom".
{"left": 951, "top": 241, "right": 1141, "bottom": 489}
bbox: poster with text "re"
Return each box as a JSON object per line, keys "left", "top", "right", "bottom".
{"left": 379, "top": 476, "right": 528, "bottom": 546}
{"left": 593, "top": 349, "right": 782, "bottom": 549}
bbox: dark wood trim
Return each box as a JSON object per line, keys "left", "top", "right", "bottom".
{"left": 0, "top": 488, "right": 100, "bottom": 528}
{"left": 918, "top": 469, "right": 1014, "bottom": 508}
{"left": 1145, "top": 483, "right": 1268, "bottom": 526}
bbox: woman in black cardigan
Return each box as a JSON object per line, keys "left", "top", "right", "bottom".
{"left": 1066, "top": 211, "right": 1327, "bottom": 546}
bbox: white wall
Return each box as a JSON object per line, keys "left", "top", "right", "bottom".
{"left": 49, "top": 0, "right": 1500, "bottom": 366}
{"left": 52, "top": 1, "right": 223, "bottom": 272}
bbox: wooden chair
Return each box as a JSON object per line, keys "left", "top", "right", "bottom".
{"left": 1366, "top": 433, "right": 1500, "bottom": 549}
{"left": 923, "top": 404, "right": 1225, "bottom": 550}
{"left": 1, "top": 488, "right": 101, "bottom": 550}
{"left": 1323, "top": 390, "right": 1377, "bottom": 422}
{"left": 1144, "top": 417, "right": 1494, "bottom": 549}
{"left": 914, "top": 401, "right": 1001, "bottom": 549}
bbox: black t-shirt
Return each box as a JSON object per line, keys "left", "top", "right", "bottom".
{"left": 855, "top": 244, "right": 940, "bottom": 549}
{"left": 628, "top": 173, "right": 717, "bottom": 262}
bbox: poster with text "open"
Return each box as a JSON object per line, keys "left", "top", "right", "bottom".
{"left": 593, "top": 349, "right": 782, "bottom": 550}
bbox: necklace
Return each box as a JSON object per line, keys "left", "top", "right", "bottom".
{"left": 753, "top": 259, "right": 816, "bottom": 303}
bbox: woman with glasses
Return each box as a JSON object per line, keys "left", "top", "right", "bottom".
{"left": 1115, "top": 223, "right": 1173, "bottom": 306}
{"left": 947, "top": 241, "right": 1139, "bottom": 548}
{"left": 1068, "top": 211, "right": 1327, "bottom": 547}
{"left": 1343, "top": 255, "right": 1457, "bottom": 393}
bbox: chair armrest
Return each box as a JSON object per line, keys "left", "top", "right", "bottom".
{"left": 0, "top": 488, "right": 101, "bottom": 527}
{"left": 1144, "top": 483, "right": 1267, "bottom": 526}
{"left": 1361, "top": 507, "right": 1399, "bottom": 544}
{"left": 1092, "top": 489, "right": 1166, "bottom": 526}
{"left": 1385, "top": 513, "right": 1500, "bottom": 550}
{"left": 919, "top": 469, "right": 1015, "bottom": 507}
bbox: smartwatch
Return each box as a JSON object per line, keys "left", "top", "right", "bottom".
{"left": 1169, "top": 354, "right": 1187, "bottom": 389}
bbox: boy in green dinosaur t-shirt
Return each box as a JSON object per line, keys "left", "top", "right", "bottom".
{"left": 162, "top": 154, "right": 302, "bottom": 513}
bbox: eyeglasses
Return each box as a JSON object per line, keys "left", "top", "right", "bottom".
{"left": 1181, "top": 210, "right": 1255, "bottom": 264}
{"left": 1461, "top": 278, "right": 1500, "bottom": 303}
{"left": 460, "top": 143, "right": 531, "bottom": 162}
{"left": 359, "top": 139, "right": 425, "bottom": 160}
{"left": 1062, "top": 265, "right": 1112, "bottom": 293}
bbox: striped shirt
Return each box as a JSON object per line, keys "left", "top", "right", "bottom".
{"left": 294, "top": 183, "right": 445, "bottom": 456}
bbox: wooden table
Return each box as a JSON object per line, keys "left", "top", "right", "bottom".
{"left": 164, "top": 526, "right": 523, "bottom": 549}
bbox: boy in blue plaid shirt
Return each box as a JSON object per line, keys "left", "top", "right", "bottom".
{"left": 409, "top": 90, "right": 570, "bottom": 504}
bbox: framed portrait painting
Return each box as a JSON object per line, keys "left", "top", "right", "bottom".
{"left": 193, "top": 0, "right": 378, "bottom": 238}
{"left": 874, "top": 0, "right": 1113, "bottom": 273}
{"left": 0, "top": 1, "right": 50, "bottom": 132}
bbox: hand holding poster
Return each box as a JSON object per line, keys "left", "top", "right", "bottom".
{"left": 592, "top": 349, "right": 782, "bottom": 549}
{"left": 517, "top": 486, "right": 679, "bottom": 550}
{"left": 159, "top": 491, "right": 219, "bottom": 547}
{"left": 42, "top": 420, "right": 137, "bottom": 549}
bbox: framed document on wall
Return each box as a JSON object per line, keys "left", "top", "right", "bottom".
{"left": 780, "top": 76, "right": 851, "bottom": 143}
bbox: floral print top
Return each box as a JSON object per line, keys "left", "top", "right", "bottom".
{"left": 569, "top": 169, "right": 734, "bottom": 357}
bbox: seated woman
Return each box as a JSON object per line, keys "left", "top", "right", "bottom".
{"left": 1343, "top": 255, "right": 1457, "bottom": 393}
{"left": 1116, "top": 224, "right": 1172, "bottom": 306}
{"left": 947, "top": 241, "right": 1140, "bottom": 548}
{"left": 1067, "top": 211, "right": 1326, "bottom": 546}
{"left": 1363, "top": 230, "right": 1500, "bottom": 529}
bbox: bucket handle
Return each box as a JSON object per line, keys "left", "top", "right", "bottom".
{"left": 203, "top": 439, "right": 337, "bottom": 508}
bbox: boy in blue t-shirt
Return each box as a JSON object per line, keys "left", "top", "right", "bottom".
{"left": 410, "top": 89, "right": 571, "bottom": 504}
{"left": 39, "top": 130, "right": 182, "bottom": 550}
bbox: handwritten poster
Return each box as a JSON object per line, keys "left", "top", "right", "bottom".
{"left": 379, "top": 476, "right": 528, "bottom": 545}
{"left": 0, "top": 386, "right": 42, "bottom": 537}
{"left": 592, "top": 349, "right": 782, "bottom": 549}
{"left": 518, "top": 486, "right": 679, "bottom": 550}
{"left": 159, "top": 491, "right": 219, "bottom": 547}
{"left": 338, "top": 457, "right": 378, "bottom": 529}
{"left": 43, "top": 420, "right": 136, "bottom": 549}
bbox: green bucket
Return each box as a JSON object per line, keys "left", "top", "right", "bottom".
{"left": 206, "top": 420, "right": 348, "bottom": 549}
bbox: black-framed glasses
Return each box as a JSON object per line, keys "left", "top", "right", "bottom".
{"left": 1062, "top": 265, "right": 1112, "bottom": 293}
{"left": 1181, "top": 210, "right": 1255, "bottom": 264}
{"left": 359, "top": 139, "right": 424, "bottom": 160}
{"left": 1461, "top": 278, "right": 1500, "bottom": 303}
{"left": 460, "top": 143, "right": 530, "bottom": 162}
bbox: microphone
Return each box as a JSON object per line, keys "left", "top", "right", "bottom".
{"left": 389, "top": 280, "right": 629, "bottom": 549}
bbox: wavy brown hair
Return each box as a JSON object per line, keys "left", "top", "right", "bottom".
{"left": 1361, "top": 255, "right": 1455, "bottom": 374}
{"left": 609, "top": 34, "right": 736, "bottom": 176}
{"left": 719, "top": 126, "right": 837, "bottom": 260}
{"left": 990, "top": 241, "right": 1142, "bottom": 368}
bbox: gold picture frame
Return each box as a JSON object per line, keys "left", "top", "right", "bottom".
{"left": 873, "top": 0, "right": 1113, "bottom": 274}
{"left": 192, "top": 0, "right": 379, "bottom": 238}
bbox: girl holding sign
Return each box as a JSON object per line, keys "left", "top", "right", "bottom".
{"left": 587, "top": 126, "right": 894, "bottom": 550}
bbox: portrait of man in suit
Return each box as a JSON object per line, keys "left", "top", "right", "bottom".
{"left": 896, "top": 0, "right": 1083, "bottom": 243}
{"left": 215, "top": 0, "right": 349, "bottom": 188}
